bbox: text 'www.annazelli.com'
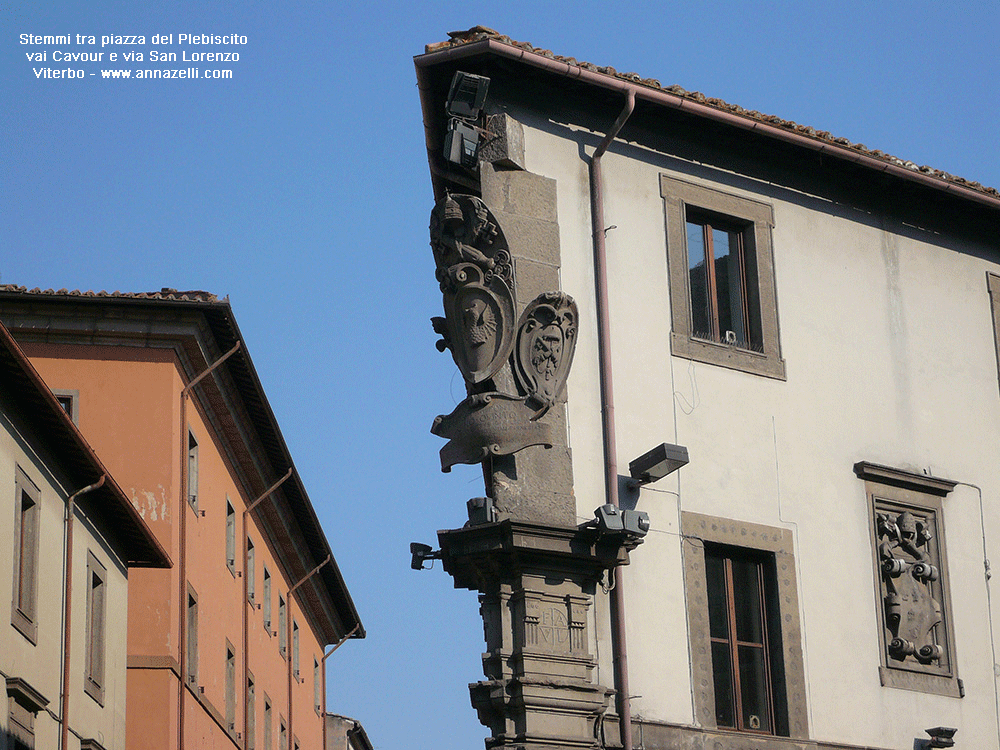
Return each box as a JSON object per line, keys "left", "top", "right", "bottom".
{"left": 97, "top": 68, "right": 233, "bottom": 78}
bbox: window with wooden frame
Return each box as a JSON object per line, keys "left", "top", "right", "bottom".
{"left": 662, "top": 174, "right": 785, "bottom": 379}
{"left": 263, "top": 696, "right": 272, "bottom": 750}
{"left": 247, "top": 537, "right": 256, "bottom": 602}
{"left": 263, "top": 567, "right": 272, "bottom": 631}
{"left": 705, "top": 545, "right": 784, "bottom": 734}
{"left": 313, "top": 658, "right": 321, "bottom": 714}
{"left": 226, "top": 500, "right": 236, "bottom": 573}
{"left": 12, "top": 466, "right": 41, "bottom": 643}
{"left": 187, "top": 431, "right": 199, "bottom": 512}
{"left": 84, "top": 552, "right": 107, "bottom": 705}
{"left": 225, "top": 641, "right": 236, "bottom": 732}
{"left": 682, "top": 512, "right": 809, "bottom": 740}
{"left": 246, "top": 671, "right": 256, "bottom": 750}
{"left": 186, "top": 586, "right": 198, "bottom": 686}
{"left": 278, "top": 595, "right": 287, "bottom": 655}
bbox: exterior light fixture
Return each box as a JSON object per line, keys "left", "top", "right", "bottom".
{"left": 593, "top": 504, "right": 650, "bottom": 541}
{"left": 409, "top": 542, "right": 442, "bottom": 571}
{"left": 446, "top": 71, "right": 489, "bottom": 119}
{"left": 443, "top": 71, "right": 490, "bottom": 169}
{"left": 924, "top": 727, "right": 957, "bottom": 748}
{"left": 628, "top": 442, "right": 689, "bottom": 486}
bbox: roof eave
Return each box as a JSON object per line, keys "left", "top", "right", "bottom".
{"left": 415, "top": 38, "right": 1000, "bottom": 213}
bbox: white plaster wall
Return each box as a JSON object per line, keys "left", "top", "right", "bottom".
{"left": 0, "top": 408, "right": 131, "bottom": 750}
{"left": 516, "top": 113, "right": 1000, "bottom": 748}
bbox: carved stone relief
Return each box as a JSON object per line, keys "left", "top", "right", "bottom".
{"left": 875, "top": 505, "right": 946, "bottom": 667}
{"left": 428, "top": 193, "right": 578, "bottom": 472}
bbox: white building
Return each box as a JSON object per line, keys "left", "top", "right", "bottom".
{"left": 415, "top": 28, "right": 1000, "bottom": 750}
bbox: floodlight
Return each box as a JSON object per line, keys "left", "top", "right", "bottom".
{"left": 446, "top": 72, "right": 490, "bottom": 120}
{"left": 628, "top": 443, "right": 689, "bottom": 486}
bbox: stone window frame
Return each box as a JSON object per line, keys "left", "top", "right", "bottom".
{"left": 226, "top": 499, "right": 237, "bottom": 574}
{"left": 187, "top": 430, "right": 199, "bottom": 513}
{"left": 854, "top": 461, "right": 961, "bottom": 698}
{"left": 681, "top": 511, "right": 809, "bottom": 740}
{"left": 7, "top": 676, "right": 49, "bottom": 750}
{"left": 51, "top": 388, "right": 79, "bottom": 425}
{"left": 84, "top": 551, "right": 107, "bottom": 706}
{"left": 12, "top": 465, "right": 41, "bottom": 644}
{"left": 662, "top": 174, "right": 785, "bottom": 380}
{"left": 186, "top": 584, "right": 199, "bottom": 686}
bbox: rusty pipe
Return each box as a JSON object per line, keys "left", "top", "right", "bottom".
{"left": 286, "top": 555, "right": 330, "bottom": 750}
{"left": 589, "top": 88, "right": 636, "bottom": 750}
{"left": 242, "top": 468, "right": 293, "bottom": 750}
{"left": 320, "top": 623, "right": 361, "bottom": 750}
{"left": 61, "top": 474, "right": 106, "bottom": 750}
{"left": 178, "top": 341, "right": 241, "bottom": 750}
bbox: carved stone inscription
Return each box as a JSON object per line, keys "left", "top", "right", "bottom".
{"left": 875, "top": 503, "right": 947, "bottom": 668}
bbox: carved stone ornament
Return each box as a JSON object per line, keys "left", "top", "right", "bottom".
{"left": 430, "top": 193, "right": 515, "bottom": 384}
{"left": 431, "top": 392, "right": 554, "bottom": 472}
{"left": 876, "top": 510, "right": 944, "bottom": 665}
{"left": 514, "top": 291, "right": 578, "bottom": 417}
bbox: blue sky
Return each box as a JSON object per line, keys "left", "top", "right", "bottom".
{"left": 4, "top": 2, "right": 998, "bottom": 749}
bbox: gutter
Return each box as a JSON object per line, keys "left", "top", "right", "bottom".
{"left": 61, "top": 475, "right": 106, "bottom": 750}
{"left": 243, "top": 468, "right": 293, "bottom": 750}
{"left": 590, "top": 89, "right": 636, "bottom": 750}
{"left": 178, "top": 341, "right": 241, "bottom": 750}
{"left": 286, "top": 555, "right": 331, "bottom": 750}
{"left": 414, "top": 39, "right": 1000, "bottom": 213}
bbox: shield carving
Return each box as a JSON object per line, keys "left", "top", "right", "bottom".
{"left": 430, "top": 193, "right": 516, "bottom": 385}
{"left": 514, "top": 292, "right": 578, "bottom": 417}
{"left": 440, "top": 263, "right": 516, "bottom": 384}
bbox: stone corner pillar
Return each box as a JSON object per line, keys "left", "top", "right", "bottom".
{"left": 439, "top": 519, "right": 630, "bottom": 750}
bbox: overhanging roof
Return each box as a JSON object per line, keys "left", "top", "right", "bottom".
{"left": 415, "top": 27, "right": 1000, "bottom": 214}
{"left": 0, "top": 322, "right": 170, "bottom": 568}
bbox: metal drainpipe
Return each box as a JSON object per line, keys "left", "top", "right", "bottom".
{"left": 242, "top": 469, "right": 293, "bottom": 750}
{"left": 320, "top": 623, "right": 361, "bottom": 750}
{"left": 177, "top": 341, "right": 241, "bottom": 750}
{"left": 61, "top": 474, "right": 107, "bottom": 750}
{"left": 589, "top": 88, "right": 635, "bottom": 750}
{"left": 286, "top": 555, "right": 331, "bottom": 750}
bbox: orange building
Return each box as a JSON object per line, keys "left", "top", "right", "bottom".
{"left": 0, "top": 286, "right": 364, "bottom": 750}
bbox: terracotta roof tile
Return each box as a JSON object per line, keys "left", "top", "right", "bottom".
{"left": 426, "top": 27, "right": 998, "bottom": 200}
{"left": 0, "top": 284, "right": 223, "bottom": 303}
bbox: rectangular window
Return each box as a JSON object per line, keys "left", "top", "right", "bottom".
{"left": 12, "top": 466, "right": 41, "bottom": 643}
{"left": 247, "top": 537, "right": 256, "bottom": 601}
{"left": 226, "top": 500, "right": 236, "bottom": 573}
{"left": 225, "top": 642, "right": 236, "bottom": 732}
{"left": 292, "top": 620, "right": 300, "bottom": 676}
{"left": 84, "top": 552, "right": 107, "bottom": 705}
{"left": 313, "top": 658, "right": 321, "bottom": 713}
{"left": 52, "top": 389, "right": 79, "bottom": 425}
{"left": 279, "top": 719, "right": 286, "bottom": 750}
{"left": 682, "top": 512, "right": 808, "bottom": 739}
{"left": 263, "top": 697, "right": 272, "bottom": 750}
{"left": 662, "top": 174, "right": 784, "bottom": 379}
{"left": 686, "top": 213, "right": 758, "bottom": 350}
{"left": 278, "top": 595, "right": 286, "bottom": 655}
{"left": 186, "top": 587, "right": 198, "bottom": 685}
{"left": 187, "top": 431, "right": 199, "bottom": 511}
{"left": 263, "top": 567, "right": 272, "bottom": 631}
{"left": 246, "top": 671, "right": 256, "bottom": 750}
{"left": 856, "top": 461, "right": 960, "bottom": 697}
{"left": 705, "top": 546, "right": 781, "bottom": 733}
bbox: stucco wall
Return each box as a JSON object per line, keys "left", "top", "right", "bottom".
{"left": 19, "top": 340, "right": 328, "bottom": 750}
{"left": 1, "top": 395, "right": 131, "bottom": 749}
{"left": 503, "top": 109, "right": 1000, "bottom": 748}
